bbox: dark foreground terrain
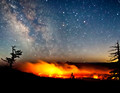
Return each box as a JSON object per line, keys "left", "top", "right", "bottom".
{"left": 0, "top": 66, "right": 120, "bottom": 91}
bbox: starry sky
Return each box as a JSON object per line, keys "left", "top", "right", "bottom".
{"left": 0, "top": 0, "right": 120, "bottom": 63}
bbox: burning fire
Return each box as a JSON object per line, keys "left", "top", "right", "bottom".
{"left": 16, "top": 60, "right": 111, "bottom": 80}
{"left": 93, "top": 75, "right": 98, "bottom": 79}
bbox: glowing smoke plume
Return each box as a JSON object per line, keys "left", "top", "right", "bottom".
{"left": 16, "top": 60, "right": 111, "bottom": 79}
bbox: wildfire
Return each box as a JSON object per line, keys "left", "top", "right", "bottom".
{"left": 93, "top": 75, "right": 98, "bottom": 79}
{"left": 16, "top": 60, "right": 111, "bottom": 80}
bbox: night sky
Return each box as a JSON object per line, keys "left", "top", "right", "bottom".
{"left": 0, "top": 0, "right": 120, "bottom": 63}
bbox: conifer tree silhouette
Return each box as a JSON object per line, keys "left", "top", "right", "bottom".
{"left": 109, "top": 41, "right": 120, "bottom": 62}
{"left": 109, "top": 41, "right": 120, "bottom": 80}
{"left": 1, "top": 46, "right": 22, "bottom": 68}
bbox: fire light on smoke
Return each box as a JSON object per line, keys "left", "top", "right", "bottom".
{"left": 16, "top": 60, "right": 111, "bottom": 80}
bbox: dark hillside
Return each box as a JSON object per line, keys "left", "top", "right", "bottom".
{"left": 0, "top": 64, "right": 120, "bottom": 89}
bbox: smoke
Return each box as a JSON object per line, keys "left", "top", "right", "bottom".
{"left": 15, "top": 60, "right": 111, "bottom": 79}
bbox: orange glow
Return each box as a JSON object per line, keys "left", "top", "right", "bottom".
{"left": 16, "top": 60, "right": 111, "bottom": 80}
{"left": 93, "top": 75, "right": 98, "bottom": 79}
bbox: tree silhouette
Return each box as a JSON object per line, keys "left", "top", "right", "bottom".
{"left": 1, "top": 46, "right": 22, "bottom": 68}
{"left": 109, "top": 41, "right": 120, "bottom": 62}
{"left": 109, "top": 41, "right": 120, "bottom": 80}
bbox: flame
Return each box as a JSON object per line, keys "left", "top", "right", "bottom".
{"left": 93, "top": 75, "right": 98, "bottom": 79}
{"left": 16, "top": 60, "right": 111, "bottom": 80}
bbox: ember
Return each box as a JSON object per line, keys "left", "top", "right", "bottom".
{"left": 16, "top": 60, "right": 111, "bottom": 80}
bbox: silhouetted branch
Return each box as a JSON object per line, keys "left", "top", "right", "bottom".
{"left": 110, "top": 46, "right": 118, "bottom": 48}
{"left": 110, "top": 57, "right": 118, "bottom": 61}
{"left": 1, "top": 58, "right": 7, "bottom": 62}
{"left": 108, "top": 49, "right": 117, "bottom": 52}
{"left": 110, "top": 52, "right": 118, "bottom": 55}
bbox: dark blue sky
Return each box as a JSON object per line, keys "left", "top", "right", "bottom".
{"left": 0, "top": 0, "right": 120, "bottom": 62}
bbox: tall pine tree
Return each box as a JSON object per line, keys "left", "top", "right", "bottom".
{"left": 109, "top": 41, "right": 120, "bottom": 80}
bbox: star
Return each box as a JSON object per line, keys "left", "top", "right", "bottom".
{"left": 83, "top": 20, "right": 86, "bottom": 23}
{"left": 117, "top": 13, "right": 119, "bottom": 16}
{"left": 77, "top": 19, "right": 79, "bottom": 21}
{"left": 62, "top": 22, "right": 65, "bottom": 27}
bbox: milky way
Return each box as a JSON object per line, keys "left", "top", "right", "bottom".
{"left": 0, "top": 0, "right": 120, "bottom": 62}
